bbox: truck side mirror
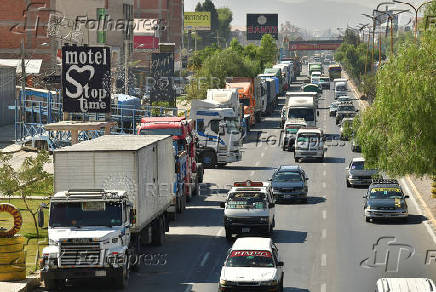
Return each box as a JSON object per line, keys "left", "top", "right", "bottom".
{"left": 219, "top": 127, "right": 225, "bottom": 136}
{"left": 317, "top": 111, "right": 320, "bottom": 117}
{"left": 220, "top": 202, "right": 225, "bottom": 208}
{"left": 277, "top": 261, "right": 284, "bottom": 267}
{"left": 268, "top": 202, "right": 275, "bottom": 208}
{"left": 37, "top": 208, "right": 44, "bottom": 228}
{"left": 129, "top": 209, "right": 137, "bottom": 225}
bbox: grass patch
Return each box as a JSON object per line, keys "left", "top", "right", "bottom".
{"left": 1, "top": 198, "right": 49, "bottom": 274}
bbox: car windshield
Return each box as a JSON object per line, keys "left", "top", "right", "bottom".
{"left": 339, "top": 106, "right": 355, "bottom": 111}
{"left": 336, "top": 85, "right": 347, "bottom": 91}
{"left": 273, "top": 172, "right": 302, "bottom": 182}
{"left": 288, "top": 108, "right": 314, "bottom": 122}
{"left": 226, "top": 250, "right": 275, "bottom": 267}
{"left": 369, "top": 187, "right": 403, "bottom": 199}
{"left": 49, "top": 201, "right": 122, "bottom": 227}
{"left": 227, "top": 192, "right": 267, "bottom": 209}
{"left": 351, "top": 161, "right": 364, "bottom": 170}
{"left": 140, "top": 128, "right": 182, "bottom": 136}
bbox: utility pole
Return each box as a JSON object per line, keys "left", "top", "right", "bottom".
{"left": 20, "top": 39, "right": 26, "bottom": 124}
{"left": 393, "top": 0, "right": 434, "bottom": 42}
{"left": 124, "top": 39, "right": 129, "bottom": 95}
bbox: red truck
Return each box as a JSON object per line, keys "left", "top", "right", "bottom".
{"left": 138, "top": 117, "right": 204, "bottom": 214}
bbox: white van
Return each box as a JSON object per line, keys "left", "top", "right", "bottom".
{"left": 376, "top": 278, "right": 436, "bottom": 292}
{"left": 294, "top": 128, "right": 327, "bottom": 162}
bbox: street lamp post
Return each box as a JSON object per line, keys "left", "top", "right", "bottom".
{"left": 393, "top": 0, "right": 435, "bottom": 41}
{"left": 358, "top": 23, "right": 371, "bottom": 74}
{"left": 362, "top": 14, "right": 383, "bottom": 72}
{"left": 374, "top": 9, "right": 410, "bottom": 55}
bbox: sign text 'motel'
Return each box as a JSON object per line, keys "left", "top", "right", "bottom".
{"left": 62, "top": 45, "right": 111, "bottom": 113}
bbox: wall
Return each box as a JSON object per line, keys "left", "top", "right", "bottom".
{"left": 0, "top": 67, "right": 16, "bottom": 126}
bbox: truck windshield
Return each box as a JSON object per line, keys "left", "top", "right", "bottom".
{"left": 288, "top": 108, "right": 314, "bottom": 122}
{"left": 339, "top": 106, "right": 355, "bottom": 112}
{"left": 49, "top": 201, "right": 123, "bottom": 227}
{"left": 226, "top": 250, "right": 274, "bottom": 268}
{"left": 227, "top": 192, "right": 267, "bottom": 209}
{"left": 336, "top": 85, "right": 347, "bottom": 91}
{"left": 140, "top": 128, "right": 182, "bottom": 136}
{"left": 225, "top": 118, "right": 239, "bottom": 134}
{"left": 240, "top": 98, "right": 250, "bottom": 107}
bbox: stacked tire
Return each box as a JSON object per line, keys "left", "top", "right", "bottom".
{"left": 0, "top": 203, "right": 25, "bottom": 281}
{"left": 0, "top": 236, "right": 26, "bottom": 281}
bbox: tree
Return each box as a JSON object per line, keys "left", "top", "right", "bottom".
{"left": 217, "top": 8, "right": 233, "bottom": 45}
{"left": 0, "top": 152, "right": 53, "bottom": 239}
{"left": 356, "top": 31, "right": 436, "bottom": 177}
{"left": 257, "top": 34, "right": 278, "bottom": 69}
{"left": 195, "top": 0, "right": 219, "bottom": 47}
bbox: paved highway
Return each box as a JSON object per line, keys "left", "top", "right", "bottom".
{"left": 42, "top": 69, "right": 436, "bottom": 292}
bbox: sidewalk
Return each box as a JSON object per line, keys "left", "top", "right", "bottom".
{"left": 0, "top": 275, "right": 40, "bottom": 292}
{"left": 345, "top": 69, "right": 436, "bottom": 229}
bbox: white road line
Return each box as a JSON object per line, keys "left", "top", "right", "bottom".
{"left": 184, "top": 284, "right": 193, "bottom": 292}
{"left": 321, "top": 254, "right": 327, "bottom": 266}
{"left": 261, "top": 152, "right": 265, "bottom": 158}
{"left": 216, "top": 228, "right": 224, "bottom": 238}
{"left": 250, "top": 170, "right": 255, "bottom": 176}
{"left": 322, "top": 182, "right": 326, "bottom": 188}
{"left": 322, "top": 163, "right": 326, "bottom": 167}
{"left": 323, "top": 170, "right": 327, "bottom": 176}
{"left": 400, "top": 178, "right": 436, "bottom": 244}
{"left": 255, "top": 161, "right": 260, "bottom": 166}
{"left": 321, "top": 283, "right": 327, "bottom": 292}
{"left": 200, "top": 252, "right": 210, "bottom": 267}
{"left": 322, "top": 210, "right": 327, "bottom": 220}
{"left": 322, "top": 228, "right": 327, "bottom": 239}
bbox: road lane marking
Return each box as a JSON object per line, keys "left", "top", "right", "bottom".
{"left": 322, "top": 210, "right": 327, "bottom": 220}
{"left": 321, "top": 283, "right": 326, "bottom": 292}
{"left": 216, "top": 228, "right": 224, "bottom": 238}
{"left": 261, "top": 152, "right": 265, "bottom": 158}
{"left": 322, "top": 182, "right": 326, "bottom": 188}
{"left": 322, "top": 228, "right": 327, "bottom": 239}
{"left": 401, "top": 178, "right": 436, "bottom": 244}
{"left": 200, "top": 252, "right": 210, "bottom": 267}
{"left": 321, "top": 254, "right": 327, "bottom": 266}
{"left": 250, "top": 170, "right": 255, "bottom": 176}
{"left": 255, "top": 161, "right": 260, "bottom": 166}
{"left": 323, "top": 170, "right": 327, "bottom": 176}
{"left": 322, "top": 163, "right": 326, "bottom": 167}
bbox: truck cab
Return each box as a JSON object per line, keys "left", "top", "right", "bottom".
{"left": 333, "top": 78, "right": 348, "bottom": 99}
{"left": 294, "top": 128, "right": 327, "bottom": 162}
{"left": 282, "top": 118, "right": 307, "bottom": 151}
{"left": 190, "top": 99, "right": 242, "bottom": 168}
{"left": 281, "top": 95, "right": 318, "bottom": 128}
{"left": 138, "top": 117, "right": 203, "bottom": 205}
{"left": 40, "top": 190, "right": 134, "bottom": 290}
{"left": 220, "top": 180, "right": 275, "bottom": 241}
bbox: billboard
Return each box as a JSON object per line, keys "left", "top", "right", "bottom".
{"left": 246, "top": 14, "right": 278, "bottom": 40}
{"left": 184, "top": 12, "right": 211, "bottom": 31}
{"left": 62, "top": 45, "right": 111, "bottom": 113}
{"left": 133, "top": 36, "right": 159, "bottom": 49}
{"left": 150, "top": 53, "right": 175, "bottom": 104}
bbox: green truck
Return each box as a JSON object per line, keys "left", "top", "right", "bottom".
{"left": 308, "top": 63, "right": 322, "bottom": 76}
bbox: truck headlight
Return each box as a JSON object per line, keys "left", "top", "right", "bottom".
{"left": 48, "top": 239, "right": 58, "bottom": 246}
{"left": 260, "top": 217, "right": 269, "bottom": 223}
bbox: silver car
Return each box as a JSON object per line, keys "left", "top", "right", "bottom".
{"left": 345, "top": 158, "right": 378, "bottom": 187}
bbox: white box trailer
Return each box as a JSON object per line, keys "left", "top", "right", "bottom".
{"left": 53, "top": 135, "right": 176, "bottom": 235}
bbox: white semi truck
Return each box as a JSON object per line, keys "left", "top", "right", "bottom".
{"left": 281, "top": 94, "right": 318, "bottom": 128}
{"left": 39, "top": 135, "right": 176, "bottom": 290}
{"left": 190, "top": 89, "right": 243, "bottom": 168}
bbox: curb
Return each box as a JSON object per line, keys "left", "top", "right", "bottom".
{"left": 0, "top": 275, "right": 40, "bottom": 292}
{"left": 405, "top": 175, "right": 436, "bottom": 229}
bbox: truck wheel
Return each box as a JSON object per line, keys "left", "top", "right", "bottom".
{"left": 113, "top": 266, "right": 129, "bottom": 289}
{"left": 365, "top": 216, "right": 370, "bottom": 223}
{"left": 152, "top": 217, "right": 165, "bottom": 246}
{"left": 197, "top": 164, "right": 204, "bottom": 183}
{"left": 225, "top": 228, "right": 232, "bottom": 241}
{"left": 44, "top": 279, "right": 58, "bottom": 291}
{"left": 200, "top": 151, "right": 216, "bottom": 168}
{"left": 176, "top": 196, "right": 182, "bottom": 214}
{"left": 346, "top": 180, "right": 351, "bottom": 188}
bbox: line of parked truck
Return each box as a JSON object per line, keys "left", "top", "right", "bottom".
{"left": 37, "top": 57, "right": 303, "bottom": 290}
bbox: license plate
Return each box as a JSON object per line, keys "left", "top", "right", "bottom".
{"left": 242, "top": 228, "right": 250, "bottom": 233}
{"left": 284, "top": 195, "right": 291, "bottom": 199}
{"left": 95, "top": 270, "right": 106, "bottom": 277}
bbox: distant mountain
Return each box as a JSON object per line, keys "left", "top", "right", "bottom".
{"left": 184, "top": 0, "right": 373, "bottom": 31}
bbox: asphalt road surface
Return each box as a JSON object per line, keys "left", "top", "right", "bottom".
{"left": 39, "top": 68, "right": 436, "bottom": 292}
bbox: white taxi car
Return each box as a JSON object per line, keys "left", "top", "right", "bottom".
{"left": 219, "top": 237, "right": 284, "bottom": 292}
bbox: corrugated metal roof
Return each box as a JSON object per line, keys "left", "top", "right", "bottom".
{"left": 55, "top": 135, "right": 171, "bottom": 152}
